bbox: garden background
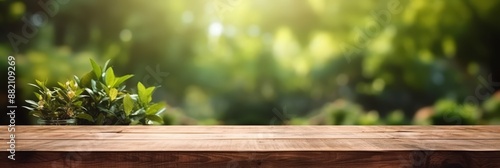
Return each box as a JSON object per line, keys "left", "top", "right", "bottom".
{"left": 1, "top": 0, "right": 500, "bottom": 125}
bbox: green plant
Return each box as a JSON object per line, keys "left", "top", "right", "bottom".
{"left": 24, "top": 58, "right": 166, "bottom": 125}
{"left": 75, "top": 59, "right": 165, "bottom": 125}
{"left": 122, "top": 82, "right": 166, "bottom": 125}
{"left": 23, "top": 79, "right": 86, "bottom": 121}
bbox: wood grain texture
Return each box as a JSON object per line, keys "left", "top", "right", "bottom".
{"left": 1, "top": 126, "right": 499, "bottom": 167}
{"left": 2, "top": 151, "right": 500, "bottom": 168}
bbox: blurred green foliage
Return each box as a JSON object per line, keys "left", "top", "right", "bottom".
{"left": 482, "top": 93, "right": 500, "bottom": 124}
{"left": 431, "top": 99, "right": 480, "bottom": 125}
{"left": 1, "top": 0, "right": 500, "bottom": 125}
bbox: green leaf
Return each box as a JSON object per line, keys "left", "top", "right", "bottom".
{"left": 35, "top": 79, "right": 48, "bottom": 91}
{"left": 73, "top": 75, "right": 81, "bottom": 84}
{"left": 105, "top": 68, "right": 116, "bottom": 87}
{"left": 74, "top": 89, "right": 84, "bottom": 97}
{"left": 130, "top": 120, "right": 141, "bottom": 125}
{"left": 57, "top": 82, "right": 66, "bottom": 89}
{"left": 146, "top": 114, "right": 164, "bottom": 124}
{"left": 145, "top": 86, "right": 155, "bottom": 104}
{"left": 72, "top": 100, "right": 82, "bottom": 106}
{"left": 124, "top": 94, "right": 135, "bottom": 116}
{"left": 102, "top": 60, "right": 111, "bottom": 74}
{"left": 28, "top": 83, "right": 41, "bottom": 90}
{"left": 23, "top": 106, "right": 34, "bottom": 111}
{"left": 100, "top": 82, "right": 110, "bottom": 95}
{"left": 35, "top": 79, "right": 44, "bottom": 87}
{"left": 80, "top": 71, "right": 94, "bottom": 88}
{"left": 84, "top": 88, "right": 95, "bottom": 98}
{"left": 29, "top": 111, "right": 43, "bottom": 118}
{"left": 117, "top": 85, "right": 126, "bottom": 92}
{"left": 109, "top": 88, "right": 118, "bottom": 101}
{"left": 114, "top": 74, "right": 134, "bottom": 87}
{"left": 98, "top": 106, "right": 112, "bottom": 114}
{"left": 34, "top": 92, "right": 42, "bottom": 100}
{"left": 109, "top": 105, "right": 117, "bottom": 114}
{"left": 130, "top": 109, "right": 144, "bottom": 116}
{"left": 96, "top": 113, "right": 105, "bottom": 124}
{"left": 137, "top": 82, "right": 147, "bottom": 105}
{"left": 76, "top": 113, "right": 94, "bottom": 122}
{"left": 91, "top": 79, "right": 97, "bottom": 91}
{"left": 146, "top": 102, "right": 166, "bottom": 115}
{"left": 99, "top": 97, "right": 110, "bottom": 104}
{"left": 89, "top": 58, "right": 102, "bottom": 80}
{"left": 25, "top": 100, "right": 39, "bottom": 106}
{"left": 137, "top": 82, "right": 156, "bottom": 105}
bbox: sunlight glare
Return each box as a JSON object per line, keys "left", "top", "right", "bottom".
{"left": 208, "top": 22, "right": 224, "bottom": 37}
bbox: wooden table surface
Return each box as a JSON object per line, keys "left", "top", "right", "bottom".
{"left": 1, "top": 126, "right": 500, "bottom": 167}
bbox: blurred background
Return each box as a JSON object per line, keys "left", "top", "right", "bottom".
{"left": 2, "top": 0, "right": 500, "bottom": 125}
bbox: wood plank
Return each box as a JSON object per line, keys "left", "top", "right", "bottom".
{"left": 1, "top": 126, "right": 500, "bottom": 167}
{"left": 1, "top": 126, "right": 500, "bottom": 152}
{"left": 5, "top": 131, "right": 500, "bottom": 140}
{"left": 2, "top": 125, "right": 500, "bottom": 147}
{"left": 2, "top": 139, "right": 499, "bottom": 152}
{"left": 2, "top": 151, "right": 500, "bottom": 168}
{"left": 3, "top": 125, "right": 500, "bottom": 134}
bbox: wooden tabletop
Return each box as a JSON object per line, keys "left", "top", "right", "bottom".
{"left": 2, "top": 126, "right": 500, "bottom": 167}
